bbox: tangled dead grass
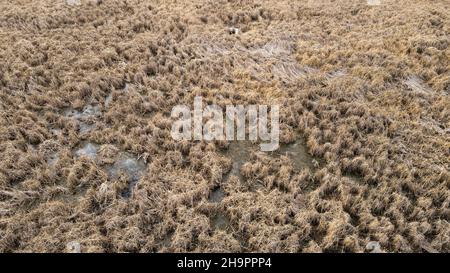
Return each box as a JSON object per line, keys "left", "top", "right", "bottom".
{"left": 0, "top": 0, "right": 448, "bottom": 252}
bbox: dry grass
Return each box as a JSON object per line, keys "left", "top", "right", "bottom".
{"left": 0, "top": 0, "right": 448, "bottom": 252}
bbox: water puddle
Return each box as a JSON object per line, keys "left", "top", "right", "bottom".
{"left": 65, "top": 105, "right": 101, "bottom": 119}
{"left": 161, "top": 231, "right": 174, "bottom": 249}
{"left": 212, "top": 139, "right": 318, "bottom": 195}
{"left": 222, "top": 141, "right": 255, "bottom": 181}
{"left": 208, "top": 139, "right": 318, "bottom": 231}
{"left": 208, "top": 141, "right": 254, "bottom": 231}
{"left": 64, "top": 105, "right": 101, "bottom": 134}
{"left": 74, "top": 142, "right": 99, "bottom": 160}
{"left": 66, "top": 241, "right": 81, "bottom": 253}
{"left": 210, "top": 141, "right": 254, "bottom": 203}
{"left": 79, "top": 123, "right": 96, "bottom": 134}
{"left": 277, "top": 139, "right": 318, "bottom": 171}
{"left": 104, "top": 93, "right": 113, "bottom": 108}
{"left": 365, "top": 241, "right": 382, "bottom": 253}
{"left": 123, "top": 83, "right": 130, "bottom": 92}
{"left": 210, "top": 213, "right": 231, "bottom": 231}
{"left": 208, "top": 187, "right": 225, "bottom": 203}
{"left": 106, "top": 152, "right": 146, "bottom": 198}
{"left": 72, "top": 141, "right": 146, "bottom": 198}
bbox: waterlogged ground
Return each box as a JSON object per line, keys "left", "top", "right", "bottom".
{"left": 0, "top": 0, "right": 449, "bottom": 253}
{"left": 209, "top": 138, "right": 321, "bottom": 233}
{"left": 107, "top": 152, "right": 146, "bottom": 198}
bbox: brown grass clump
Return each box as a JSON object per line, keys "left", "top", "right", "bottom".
{"left": 0, "top": 0, "right": 448, "bottom": 253}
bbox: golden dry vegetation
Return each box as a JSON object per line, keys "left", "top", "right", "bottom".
{"left": 0, "top": 0, "right": 448, "bottom": 252}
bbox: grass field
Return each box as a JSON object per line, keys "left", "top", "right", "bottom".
{"left": 0, "top": 0, "right": 448, "bottom": 252}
